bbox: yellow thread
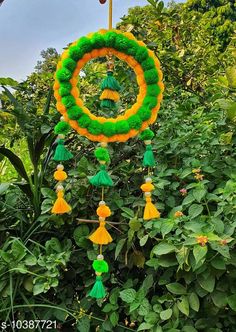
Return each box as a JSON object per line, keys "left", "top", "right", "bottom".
{"left": 100, "top": 245, "right": 103, "bottom": 255}
{"left": 102, "top": 187, "right": 104, "bottom": 201}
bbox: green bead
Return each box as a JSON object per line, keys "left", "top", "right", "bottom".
{"left": 115, "top": 120, "right": 130, "bottom": 134}
{"left": 92, "top": 260, "right": 109, "bottom": 273}
{"left": 67, "top": 105, "right": 83, "bottom": 120}
{"left": 54, "top": 121, "right": 70, "bottom": 135}
{"left": 77, "top": 114, "right": 91, "bottom": 128}
{"left": 94, "top": 148, "right": 110, "bottom": 162}
{"left": 140, "top": 129, "right": 155, "bottom": 141}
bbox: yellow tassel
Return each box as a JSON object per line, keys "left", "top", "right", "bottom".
{"left": 51, "top": 190, "right": 71, "bottom": 214}
{"left": 143, "top": 197, "right": 160, "bottom": 220}
{"left": 97, "top": 205, "right": 111, "bottom": 218}
{"left": 89, "top": 221, "right": 113, "bottom": 245}
{"left": 100, "top": 89, "right": 120, "bottom": 102}
{"left": 140, "top": 183, "right": 154, "bottom": 192}
{"left": 54, "top": 170, "right": 67, "bottom": 181}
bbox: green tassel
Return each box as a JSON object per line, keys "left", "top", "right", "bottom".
{"left": 101, "top": 99, "right": 117, "bottom": 110}
{"left": 101, "top": 71, "right": 121, "bottom": 91}
{"left": 89, "top": 165, "right": 113, "bottom": 187}
{"left": 53, "top": 139, "right": 73, "bottom": 161}
{"left": 143, "top": 145, "right": 155, "bottom": 167}
{"left": 89, "top": 276, "right": 106, "bottom": 299}
{"left": 92, "top": 260, "right": 109, "bottom": 273}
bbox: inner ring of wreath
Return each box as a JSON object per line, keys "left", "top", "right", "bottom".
{"left": 54, "top": 30, "right": 164, "bottom": 143}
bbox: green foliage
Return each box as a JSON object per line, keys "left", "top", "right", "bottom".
{"left": 0, "top": 0, "right": 236, "bottom": 331}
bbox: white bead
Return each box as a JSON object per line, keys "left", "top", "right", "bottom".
{"left": 144, "top": 140, "right": 152, "bottom": 145}
{"left": 58, "top": 134, "right": 65, "bottom": 139}
{"left": 56, "top": 184, "right": 64, "bottom": 191}
{"left": 145, "top": 177, "right": 152, "bottom": 183}
{"left": 57, "top": 164, "right": 64, "bottom": 171}
{"left": 99, "top": 201, "right": 105, "bottom": 206}
{"left": 99, "top": 217, "right": 105, "bottom": 222}
{"left": 97, "top": 254, "right": 104, "bottom": 260}
{"left": 60, "top": 116, "right": 65, "bottom": 121}
{"left": 144, "top": 192, "right": 151, "bottom": 197}
{"left": 101, "top": 142, "right": 108, "bottom": 148}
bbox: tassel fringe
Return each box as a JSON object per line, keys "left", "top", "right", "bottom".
{"left": 89, "top": 221, "right": 113, "bottom": 245}
{"left": 51, "top": 190, "right": 71, "bottom": 214}
{"left": 89, "top": 276, "right": 106, "bottom": 299}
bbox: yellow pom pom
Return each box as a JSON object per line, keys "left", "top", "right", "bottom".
{"left": 100, "top": 89, "right": 120, "bottom": 102}
{"left": 54, "top": 170, "right": 67, "bottom": 181}
{"left": 143, "top": 197, "right": 160, "bottom": 220}
{"left": 140, "top": 183, "right": 154, "bottom": 192}
{"left": 89, "top": 221, "right": 113, "bottom": 245}
{"left": 51, "top": 190, "right": 71, "bottom": 214}
{"left": 96, "top": 205, "right": 111, "bottom": 218}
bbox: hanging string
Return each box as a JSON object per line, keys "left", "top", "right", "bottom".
{"left": 109, "top": 0, "right": 113, "bottom": 30}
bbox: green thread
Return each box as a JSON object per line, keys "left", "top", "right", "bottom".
{"left": 53, "top": 139, "right": 73, "bottom": 161}
{"left": 88, "top": 276, "right": 106, "bottom": 299}
{"left": 143, "top": 145, "right": 155, "bottom": 167}
{"left": 90, "top": 165, "right": 113, "bottom": 187}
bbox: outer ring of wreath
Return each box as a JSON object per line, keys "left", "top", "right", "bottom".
{"left": 53, "top": 29, "right": 164, "bottom": 143}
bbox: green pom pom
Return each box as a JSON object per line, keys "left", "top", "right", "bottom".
{"left": 144, "top": 69, "right": 159, "bottom": 84}
{"left": 91, "top": 33, "right": 105, "bottom": 49}
{"left": 78, "top": 114, "right": 91, "bottom": 128}
{"left": 67, "top": 105, "right": 83, "bottom": 120}
{"left": 143, "top": 145, "right": 155, "bottom": 167}
{"left": 135, "top": 46, "right": 149, "bottom": 63}
{"left": 101, "top": 99, "right": 116, "bottom": 109}
{"left": 88, "top": 120, "right": 103, "bottom": 135}
{"left": 127, "top": 115, "right": 142, "bottom": 130}
{"left": 77, "top": 37, "right": 93, "bottom": 53}
{"left": 115, "top": 120, "right": 130, "bottom": 134}
{"left": 101, "top": 72, "right": 121, "bottom": 91}
{"left": 140, "top": 129, "right": 155, "bottom": 141}
{"left": 69, "top": 45, "right": 84, "bottom": 62}
{"left": 114, "top": 34, "right": 129, "bottom": 52}
{"left": 92, "top": 260, "right": 109, "bottom": 273}
{"left": 54, "top": 121, "right": 70, "bottom": 135}
{"left": 62, "top": 95, "right": 76, "bottom": 108}
{"left": 147, "top": 84, "right": 160, "bottom": 97}
{"left": 137, "top": 107, "right": 152, "bottom": 121}
{"left": 89, "top": 276, "right": 106, "bottom": 299}
{"left": 141, "top": 58, "right": 155, "bottom": 71}
{"left": 90, "top": 165, "right": 113, "bottom": 187}
{"left": 53, "top": 139, "right": 73, "bottom": 161}
{"left": 125, "top": 40, "right": 139, "bottom": 56}
{"left": 102, "top": 122, "right": 116, "bottom": 137}
{"left": 143, "top": 96, "right": 158, "bottom": 109}
{"left": 56, "top": 68, "right": 72, "bottom": 82}
{"left": 59, "top": 82, "right": 72, "bottom": 97}
{"left": 95, "top": 148, "right": 110, "bottom": 162}
{"left": 62, "top": 58, "right": 77, "bottom": 72}
{"left": 104, "top": 31, "right": 118, "bottom": 48}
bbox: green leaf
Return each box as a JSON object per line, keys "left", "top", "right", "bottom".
{"left": 110, "top": 312, "right": 119, "bottom": 327}
{"left": 166, "top": 283, "right": 186, "bottom": 295}
{"left": 193, "top": 245, "right": 207, "bottom": 265}
{"left": 160, "top": 308, "right": 172, "bottom": 320}
{"left": 228, "top": 294, "right": 236, "bottom": 311}
{"left": 0, "top": 147, "right": 30, "bottom": 183}
{"left": 161, "top": 219, "right": 175, "bottom": 237}
{"left": 192, "top": 188, "right": 206, "bottom": 202}
{"left": 137, "top": 323, "right": 154, "bottom": 331}
{"left": 73, "top": 225, "right": 90, "bottom": 248}
{"left": 0, "top": 77, "right": 19, "bottom": 87}
{"left": 211, "top": 291, "right": 227, "bottom": 308}
{"left": 0, "top": 183, "right": 10, "bottom": 195}
{"left": 129, "top": 217, "right": 142, "bottom": 231}
{"left": 189, "top": 293, "right": 200, "bottom": 312}
{"left": 152, "top": 242, "right": 176, "bottom": 255}
{"left": 177, "top": 296, "right": 189, "bottom": 316}
{"left": 198, "top": 274, "right": 215, "bottom": 293}
{"left": 119, "top": 288, "right": 136, "bottom": 304}
{"left": 188, "top": 204, "right": 203, "bottom": 219}
{"left": 115, "top": 238, "right": 126, "bottom": 259}
{"left": 138, "top": 298, "right": 150, "bottom": 316}
{"left": 211, "top": 256, "right": 226, "bottom": 270}
{"left": 77, "top": 316, "right": 90, "bottom": 332}
{"left": 140, "top": 234, "right": 149, "bottom": 246}
{"left": 182, "top": 327, "right": 197, "bottom": 332}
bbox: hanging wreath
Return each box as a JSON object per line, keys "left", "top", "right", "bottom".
{"left": 53, "top": 29, "right": 164, "bottom": 143}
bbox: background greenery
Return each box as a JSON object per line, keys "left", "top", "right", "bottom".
{"left": 0, "top": 0, "right": 236, "bottom": 331}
